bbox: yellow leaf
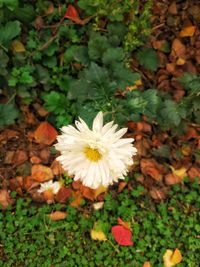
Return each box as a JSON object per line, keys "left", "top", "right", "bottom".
{"left": 91, "top": 222, "right": 107, "bottom": 241}
{"left": 163, "top": 249, "right": 182, "bottom": 267}
{"left": 171, "top": 248, "right": 182, "bottom": 264}
{"left": 11, "top": 40, "right": 26, "bottom": 53}
{"left": 170, "top": 166, "right": 187, "bottom": 178}
{"left": 179, "top": 26, "right": 196, "bottom": 37}
{"left": 163, "top": 250, "right": 174, "bottom": 267}
{"left": 94, "top": 185, "right": 107, "bottom": 199}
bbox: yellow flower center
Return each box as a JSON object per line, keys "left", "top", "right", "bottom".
{"left": 84, "top": 146, "right": 102, "bottom": 162}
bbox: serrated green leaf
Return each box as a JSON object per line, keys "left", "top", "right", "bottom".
{"left": 160, "top": 100, "right": 185, "bottom": 127}
{"left": 0, "top": 103, "right": 19, "bottom": 127}
{"left": 143, "top": 89, "right": 162, "bottom": 119}
{"left": 178, "top": 73, "right": 200, "bottom": 95}
{"left": 102, "top": 47, "right": 124, "bottom": 65}
{"left": 136, "top": 48, "right": 159, "bottom": 71}
{"left": 88, "top": 33, "right": 109, "bottom": 61}
{"left": 0, "top": 20, "right": 21, "bottom": 47}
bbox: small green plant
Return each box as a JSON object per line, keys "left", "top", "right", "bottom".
{"left": 0, "top": 180, "right": 199, "bottom": 266}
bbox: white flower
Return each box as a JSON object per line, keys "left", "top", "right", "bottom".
{"left": 55, "top": 111, "right": 137, "bottom": 189}
{"left": 37, "top": 180, "right": 61, "bottom": 194}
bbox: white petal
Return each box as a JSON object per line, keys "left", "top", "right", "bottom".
{"left": 92, "top": 111, "right": 103, "bottom": 133}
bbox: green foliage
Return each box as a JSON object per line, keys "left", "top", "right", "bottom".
{"left": 0, "top": 20, "right": 21, "bottom": 48}
{"left": 0, "top": 102, "right": 19, "bottom": 127}
{"left": 0, "top": 181, "right": 199, "bottom": 266}
{"left": 136, "top": 47, "right": 159, "bottom": 71}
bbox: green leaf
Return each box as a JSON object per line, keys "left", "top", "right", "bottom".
{"left": 0, "top": 20, "right": 21, "bottom": 47}
{"left": 142, "top": 89, "right": 162, "bottom": 119}
{"left": 0, "top": 103, "right": 19, "bottom": 127}
{"left": 102, "top": 47, "right": 124, "bottom": 65}
{"left": 0, "top": 0, "right": 18, "bottom": 11}
{"left": 42, "top": 91, "right": 69, "bottom": 115}
{"left": 178, "top": 73, "right": 200, "bottom": 95}
{"left": 136, "top": 48, "right": 159, "bottom": 71}
{"left": 0, "top": 49, "right": 9, "bottom": 75}
{"left": 88, "top": 33, "right": 109, "bottom": 61}
{"left": 160, "top": 100, "right": 185, "bottom": 127}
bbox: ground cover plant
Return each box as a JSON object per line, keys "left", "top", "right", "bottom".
{"left": 0, "top": 0, "right": 200, "bottom": 266}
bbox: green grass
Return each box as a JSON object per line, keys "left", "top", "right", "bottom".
{"left": 0, "top": 179, "right": 200, "bottom": 267}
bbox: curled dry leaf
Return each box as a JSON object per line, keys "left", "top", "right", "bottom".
{"left": 111, "top": 225, "right": 133, "bottom": 246}
{"left": 117, "top": 181, "right": 127, "bottom": 193}
{"left": 149, "top": 187, "right": 167, "bottom": 201}
{"left": 165, "top": 173, "right": 183, "bottom": 185}
{"left": 48, "top": 211, "right": 67, "bottom": 221}
{"left": 31, "top": 164, "right": 53, "bottom": 182}
{"left": 51, "top": 159, "right": 65, "bottom": 175}
{"left": 0, "top": 189, "right": 14, "bottom": 210}
{"left": 12, "top": 150, "right": 28, "bottom": 166}
{"left": 34, "top": 121, "right": 58, "bottom": 145}
{"left": 140, "top": 159, "right": 163, "bottom": 181}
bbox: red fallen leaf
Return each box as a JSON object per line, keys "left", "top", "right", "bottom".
{"left": 55, "top": 187, "right": 72, "bottom": 203}
{"left": 31, "top": 164, "right": 53, "bottom": 182}
{"left": 64, "top": 4, "right": 81, "bottom": 22}
{"left": 72, "top": 180, "right": 82, "bottom": 190}
{"left": 64, "top": 4, "right": 95, "bottom": 26}
{"left": 48, "top": 211, "right": 67, "bottom": 221}
{"left": 117, "top": 217, "right": 131, "bottom": 231}
{"left": 34, "top": 121, "right": 58, "bottom": 145}
{"left": 111, "top": 225, "right": 133, "bottom": 246}
{"left": 0, "top": 189, "right": 14, "bottom": 210}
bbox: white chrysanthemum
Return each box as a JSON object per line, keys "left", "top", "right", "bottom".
{"left": 37, "top": 180, "right": 61, "bottom": 194}
{"left": 55, "top": 111, "right": 137, "bottom": 189}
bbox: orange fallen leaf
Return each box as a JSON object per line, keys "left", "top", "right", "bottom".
{"left": 117, "top": 217, "right": 131, "bottom": 231}
{"left": 34, "top": 121, "right": 58, "bottom": 145}
{"left": 168, "top": 1, "right": 177, "bottom": 14}
{"left": 0, "top": 189, "right": 14, "bottom": 210}
{"left": 31, "top": 164, "right": 53, "bottom": 182}
{"left": 179, "top": 25, "right": 196, "bottom": 37}
{"left": 164, "top": 173, "right": 183, "bottom": 185}
{"left": 48, "top": 211, "right": 67, "bottom": 221}
{"left": 9, "top": 176, "right": 23, "bottom": 196}
{"left": 43, "top": 190, "right": 54, "bottom": 203}
{"left": 143, "top": 262, "right": 151, "bottom": 267}
{"left": 70, "top": 191, "right": 83, "bottom": 207}
{"left": 30, "top": 156, "right": 42, "bottom": 164}
{"left": 187, "top": 166, "right": 200, "bottom": 181}
{"left": 171, "top": 248, "right": 183, "bottom": 264}
{"left": 117, "top": 181, "right": 127, "bottom": 193}
{"left": 171, "top": 38, "right": 186, "bottom": 58}
{"left": 23, "top": 176, "right": 39, "bottom": 191}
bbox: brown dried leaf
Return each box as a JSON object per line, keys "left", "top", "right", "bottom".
{"left": 48, "top": 211, "right": 67, "bottom": 221}
{"left": 187, "top": 166, "right": 200, "bottom": 181}
{"left": 117, "top": 181, "right": 127, "bottom": 193}
{"left": 31, "top": 164, "right": 53, "bottom": 182}
{"left": 9, "top": 176, "right": 23, "bottom": 196}
{"left": 12, "top": 150, "right": 28, "bottom": 166}
{"left": 0, "top": 189, "right": 14, "bottom": 210}
{"left": 140, "top": 159, "right": 163, "bottom": 181}
{"left": 23, "top": 176, "right": 39, "bottom": 192}
{"left": 165, "top": 173, "right": 183, "bottom": 185}
{"left": 51, "top": 159, "right": 65, "bottom": 175}
{"left": 55, "top": 187, "right": 72, "bottom": 203}
{"left": 149, "top": 187, "right": 166, "bottom": 201}
{"left": 171, "top": 39, "right": 186, "bottom": 58}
